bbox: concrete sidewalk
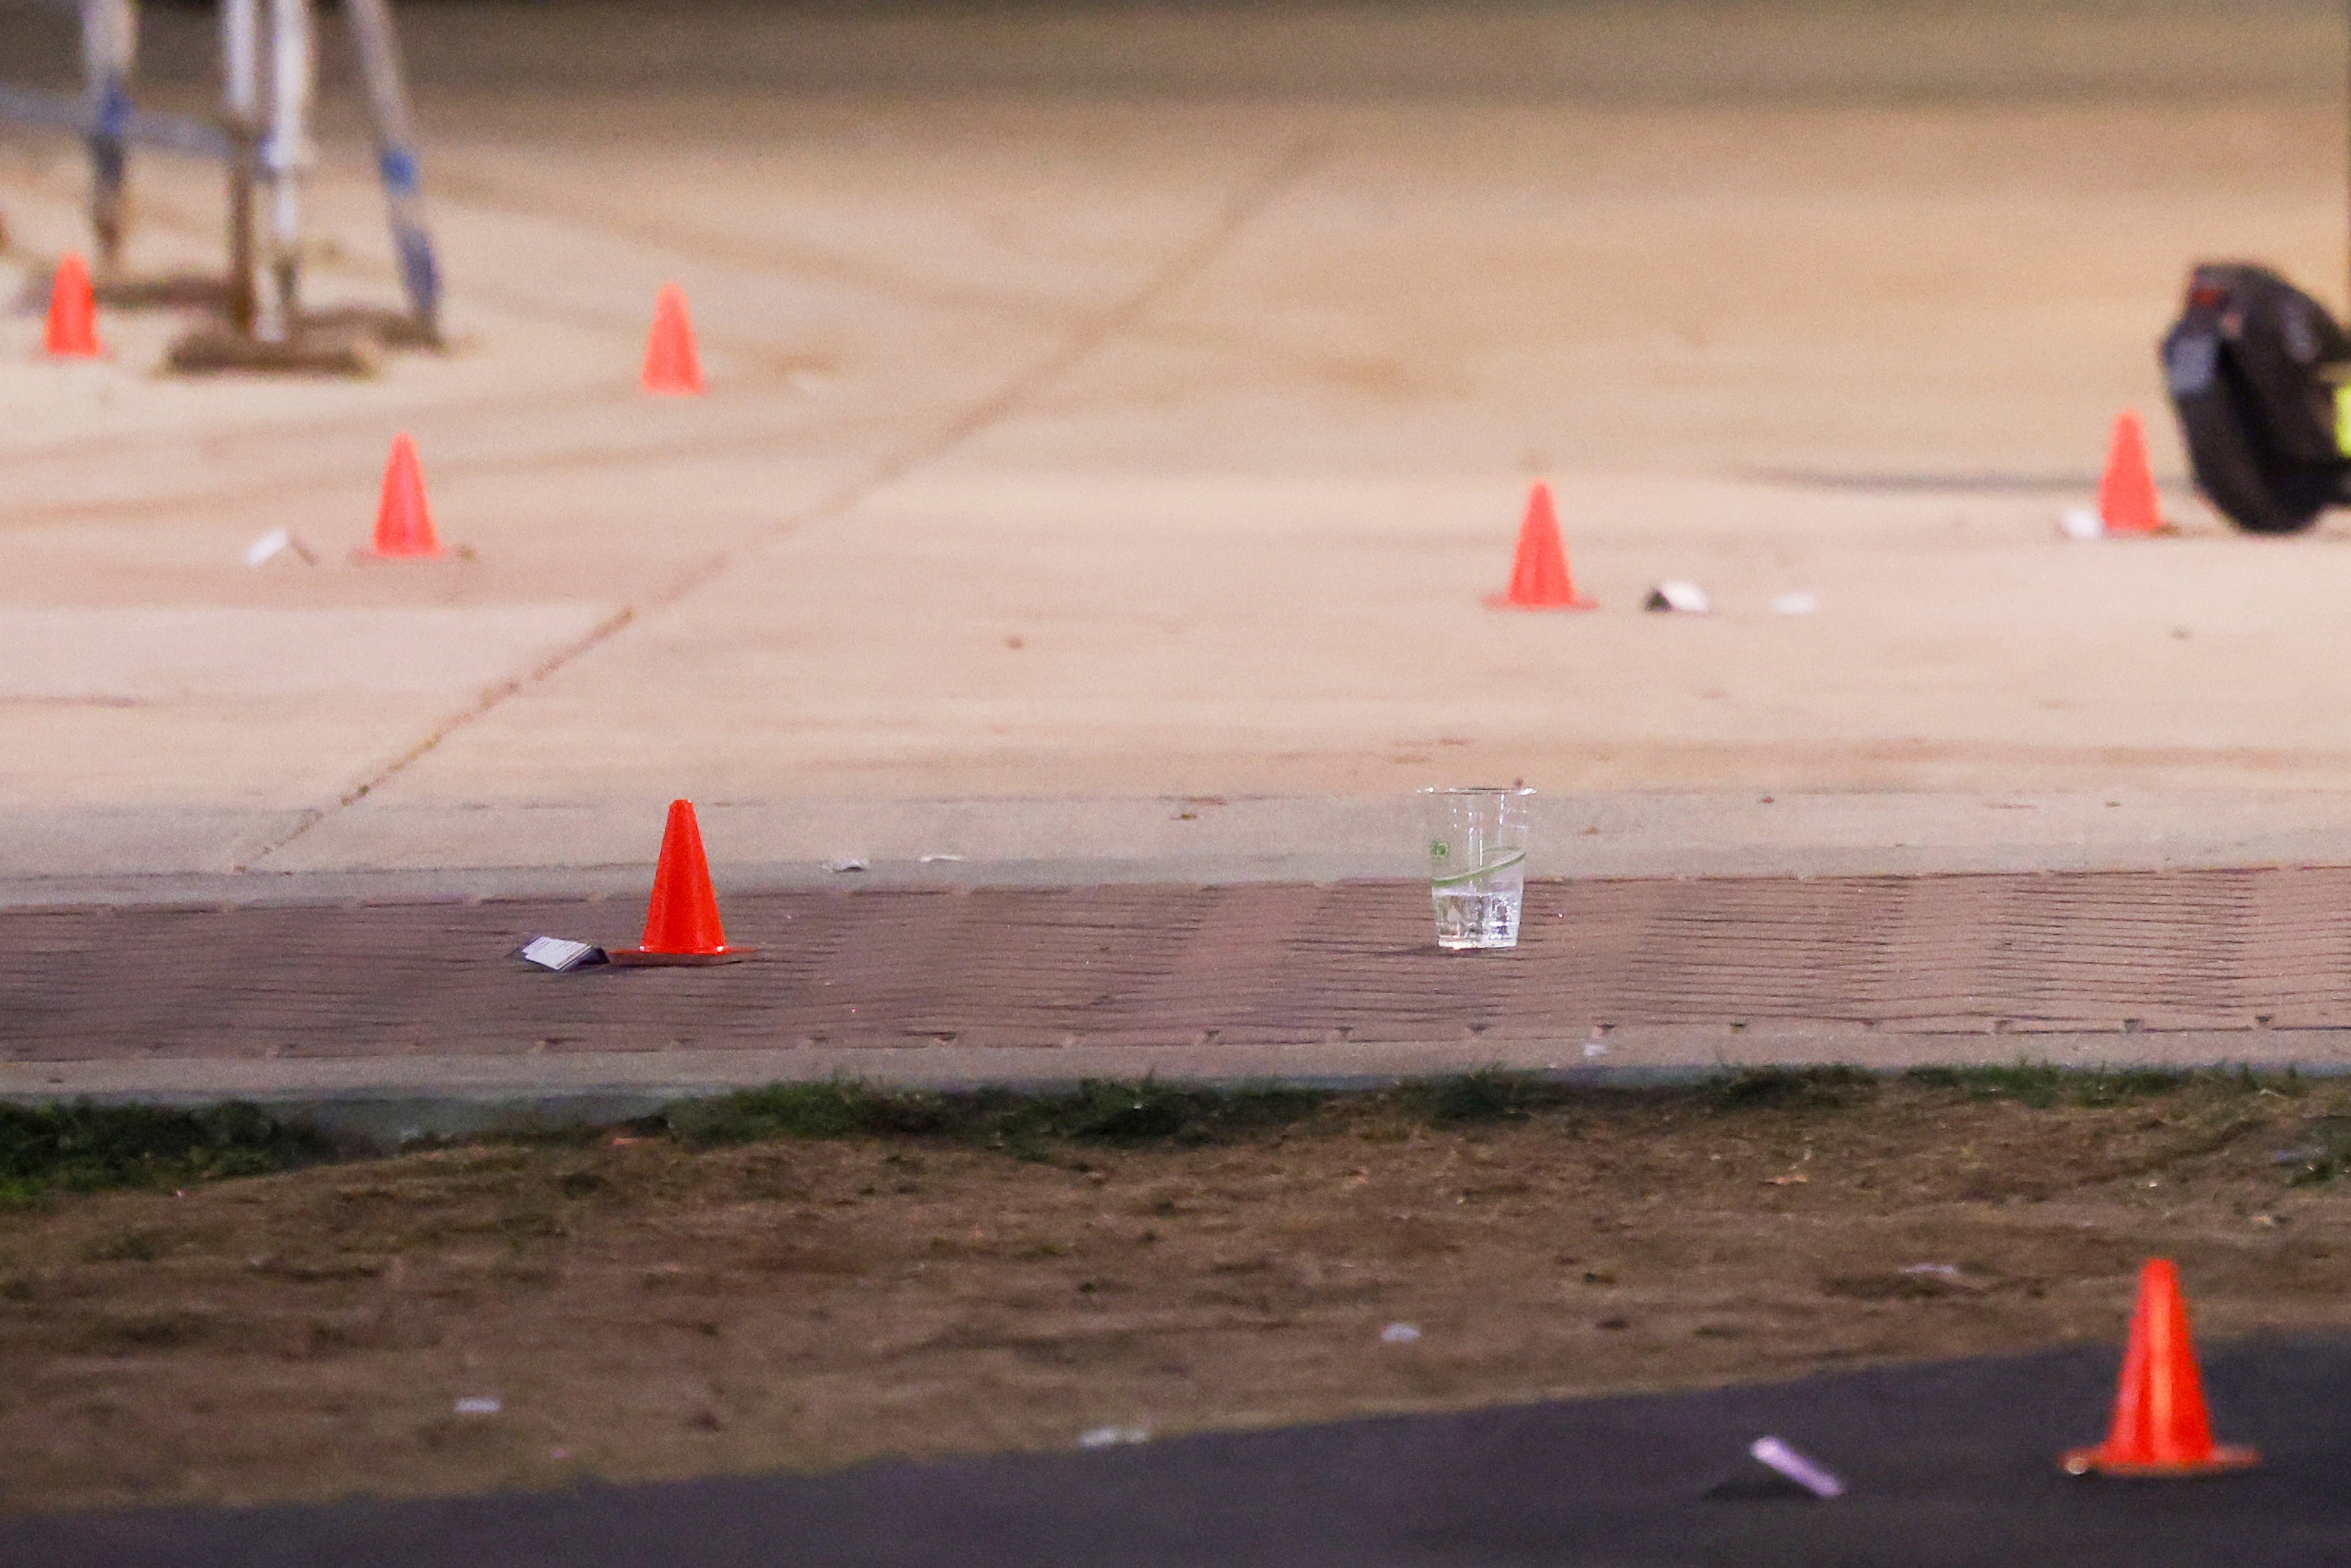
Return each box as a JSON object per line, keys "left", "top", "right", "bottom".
{"left": 8, "top": 3, "right": 2351, "bottom": 892}
{"left": 9, "top": 4, "right": 2351, "bottom": 1136}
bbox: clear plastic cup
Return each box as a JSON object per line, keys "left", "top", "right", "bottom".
{"left": 1420, "top": 786, "right": 1531, "bottom": 950}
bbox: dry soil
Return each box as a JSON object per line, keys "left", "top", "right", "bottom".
{"left": 6, "top": 1072, "right": 2351, "bottom": 1513}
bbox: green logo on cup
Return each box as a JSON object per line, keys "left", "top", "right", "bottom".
{"left": 1430, "top": 841, "right": 1448, "bottom": 858}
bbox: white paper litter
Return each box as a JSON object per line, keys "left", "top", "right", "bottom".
{"left": 918, "top": 853, "right": 966, "bottom": 864}
{"left": 244, "top": 528, "right": 318, "bottom": 568}
{"left": 2059, "top": 505, "right": 2105, "bottom": 541}
{"left": 454, "top": 1396, "right": 503, "bottom": 1416}
{"left": 517, "top": 936, "right": 603, "bottom": 972}
{"left": 1380, "top": 1323, "right": 1423, "bottom": 1345}
{"left": 1770, "top": 592, "right": 1817, "bottom": 615}
{"left": 824, "top": 857, "right": 870, "bottom": 873}
{"left": 1750, "top": 1436, "right": 1844, "bottom": 1498}
{"left": 1077, "top": 1425, "right": 1151, "bottom": 1449}
{"left": 1644, "top": 580, "right": 1712, "bottom": 614}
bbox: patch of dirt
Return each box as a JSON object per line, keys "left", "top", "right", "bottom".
{"left": 5, "top": 1077, "right": 2350, "bottom": 1513}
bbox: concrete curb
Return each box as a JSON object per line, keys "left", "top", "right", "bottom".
{"left": 10, "top": 791, "right": 2351, "bottom": 908}
{"left": 9, "top": 1028, "right": 2347, "bottom": 1146}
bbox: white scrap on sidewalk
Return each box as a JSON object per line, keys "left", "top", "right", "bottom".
{"left": 516, "top": 936, "right": 604, "bottom": 972}
{"left": 2059, "top": 506, "right": 2106, "bottom": 541}
{"left": 244, "top": 527, "right": 318, "bottom": 568}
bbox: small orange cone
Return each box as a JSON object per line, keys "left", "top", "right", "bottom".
{"left": 368, "top": 434, "right": 442, "bottom": 559}
{"left": 2097, "top": 410, "right": 2164, "bottom": 536}
{"left": 2061, "top": 1259, "right": 2257, "bottom": 1478}
{"left": 43, "top": 253, "right": 102, "bottom": 359}
{"left": 1485, "top": 482, "right": 1596, "bottom": 611}
{"left": 641, "top": 284, "right": 705, "bottom": 396}
{"left": 607, "top": 800, "right": 756, "bottom": 966}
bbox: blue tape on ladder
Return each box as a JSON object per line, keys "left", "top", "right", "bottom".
{"left": 397, "top": 230, "right": 440, "bottom": 319}
{"left": 379, "top": 149, "right": 419, "bottom": 195}
{"left": 95, "top": 81, "right": 131, "bottom": 140}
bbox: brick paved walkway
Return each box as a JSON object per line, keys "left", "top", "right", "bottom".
{"left": 9, "top": 869, "right": 2351, "bottom": 1067}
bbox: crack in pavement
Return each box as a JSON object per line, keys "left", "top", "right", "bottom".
{"left": 240, "top": 132, "right": 1331, "bottom": 871}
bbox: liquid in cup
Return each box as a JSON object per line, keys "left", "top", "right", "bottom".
{"left": 1421, "top": 786, "right": 1531, "bottom": 950}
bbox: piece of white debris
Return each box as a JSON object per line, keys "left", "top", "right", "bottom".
{"left": 244, "top": 527, "right": 318, "bottom": 568}
{"left": 2059, "top": 505, "right": 2106, "bottom": 541}
{"left": 1077, "top": 1425, "right": 1151, "bottom": 1449}
{"left": 917, "top": 853, "right": 965, "bottom": 864}
{"left": 1769, "top": 591, "right": 1817, "bottom": 616}
{"left": 1644, "top": 580, "right": 1712, "bottom": 614}
{"left": 515, "top": 936, "right": 607, "bottom": 972}
{"left": 1749, "top": 1436, "right": 1844, "bottom": 1499}
{"left": 824, "top": 857, "right": 870, "bottom": 874}
{"left": 1583, "top": 1040, "right": 1611, "bottom": 1060}
{"left": 1380, "top": 1322, "right": 1423, "bottom": 1345}
{"left": 1898, "top": 1262, "right": 1965, "bottom": 1284}
{"left": 454, "top": 1396, "right": 503, "bottom": 1416}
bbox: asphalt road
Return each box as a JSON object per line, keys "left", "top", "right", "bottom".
{"left": 6, "top": 1336, "right": 2346, "bottom": 1567}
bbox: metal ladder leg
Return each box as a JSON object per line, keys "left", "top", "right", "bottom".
{"left": 78, "top": 0, "right": 138, "bottom": 271}
{"left": 343, "top": 0, "right": 440, "bottom": 341}
{"left": 221, "top": 0, "right": 261, "bottom": 334}
{"left": 259, "top": 0, "right": 313, "bottom": 341}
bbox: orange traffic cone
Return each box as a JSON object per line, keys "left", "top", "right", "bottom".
{"left": 2097, "top": 410, "right": 2164, "bottom": 536}
{"left": 607, "top": 800, "right": 756, "bottom": 966}
{"left": 2060, "top": 1259, "right": 2257, "bottom": 1478}
{"left": 43, "top": 253, "right": 101, "bottom": 359}
{"left": 368, "top": 434, "right": 442, "bottom": 559}
{"left": 1485, "top": 482, "right": 1596, "bottom": 611}
{"left": 641, "top": 284, "right": 705, "bottom": 396}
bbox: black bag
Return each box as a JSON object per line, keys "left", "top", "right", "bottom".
{"left": 2163, "top": 262, "right": 2349, "bottom": 533}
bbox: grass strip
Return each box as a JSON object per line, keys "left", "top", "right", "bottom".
{"left": 0, "top": 1064, "right": 2296, "bottom": 1203}
{"left": 0, "top": 1102, "right": 332, "bottom": 1207}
